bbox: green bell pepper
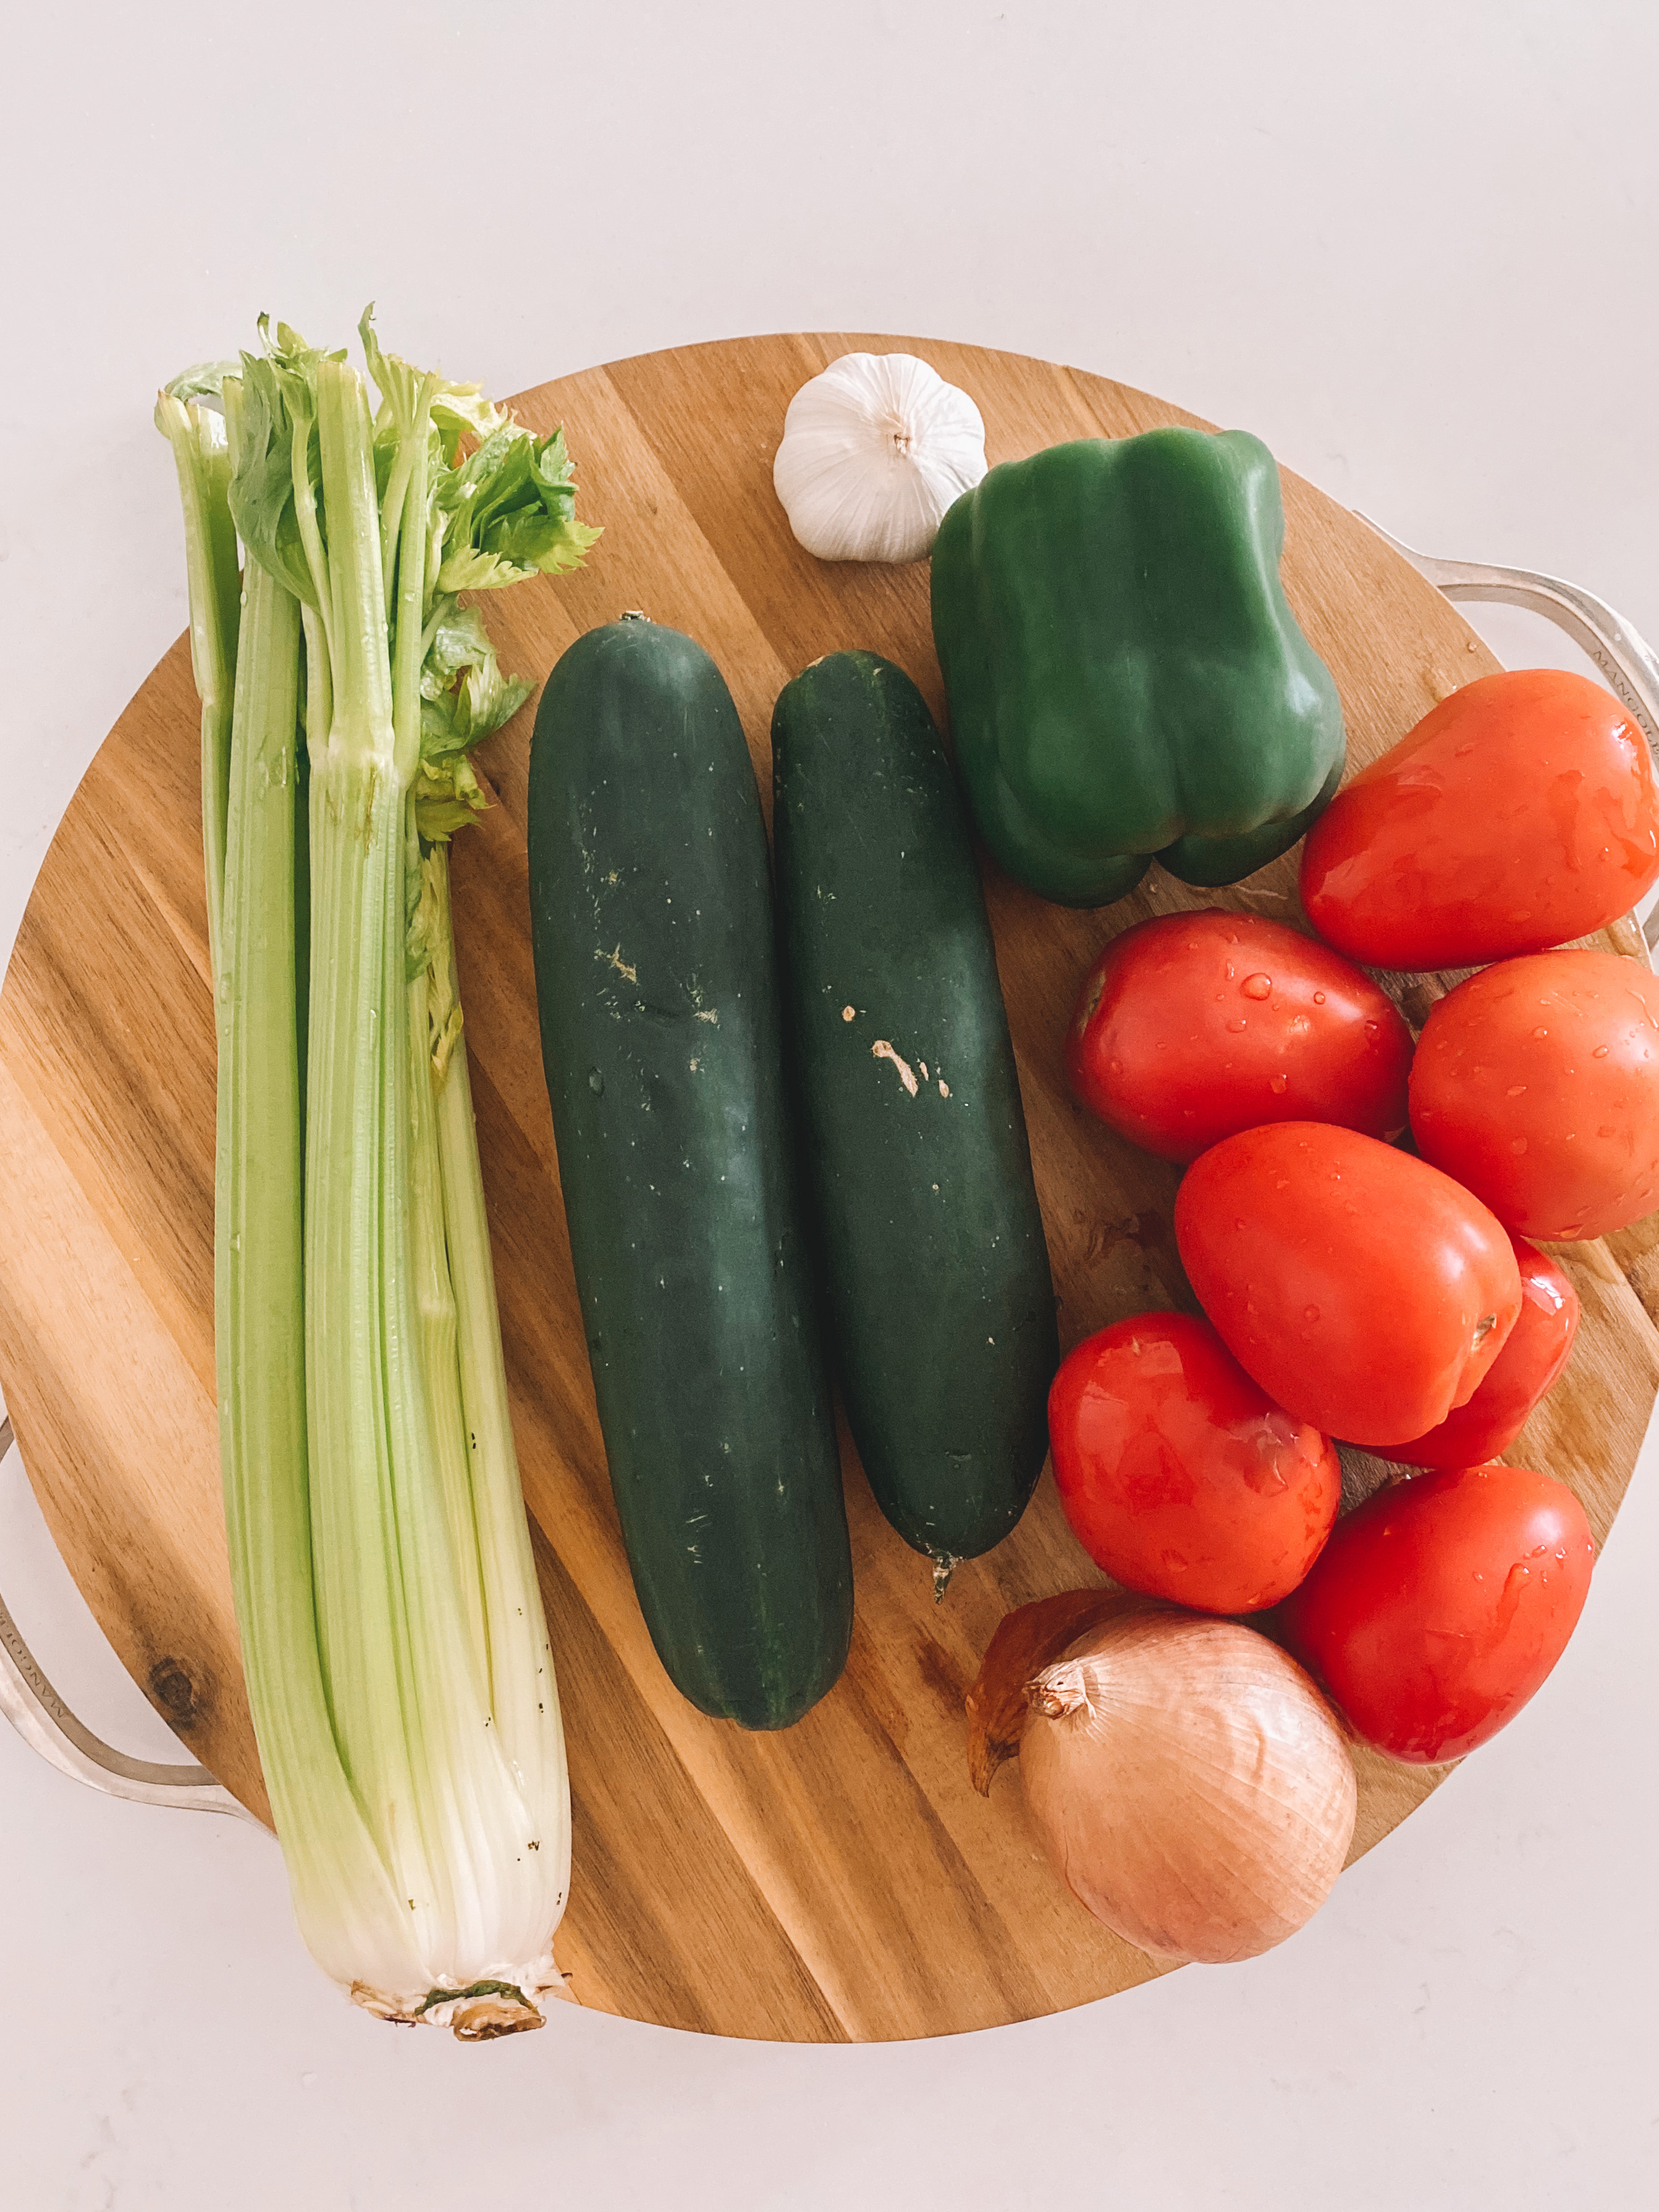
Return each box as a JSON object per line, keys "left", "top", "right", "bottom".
{"left": 930, "top": 427, "right": 1346, "bottom": 907}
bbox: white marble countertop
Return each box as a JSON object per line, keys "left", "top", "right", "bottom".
{"left": 2, "top": 4, "right": 1656, "bottom": 2205}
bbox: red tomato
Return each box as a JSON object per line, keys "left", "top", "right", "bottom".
{"left": 1065, "top": 910, "right": 1413, "bottom": 1163}
{"left": 1393, "top": 1235, "right": 1579, "bottom": 1468}
{"left": 1409, "top": 948, "right": 1659, "bottom": 1239}
{"left": 1300, "top": 669, "right": 1659, "bottom": 969}
{"left": 1047, "top": 1312, "right": 1340, "bottom": 1613}
{"left": 1277, "top": 1463, "right": 1595, "bottom": 1762}
{"left": 1174, "top": 1123, "right": 1522, "bottom": 1448}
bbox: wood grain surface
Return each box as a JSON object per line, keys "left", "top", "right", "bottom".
{"left": 2, "top": 333, "right": 1655, "bottom": 2043}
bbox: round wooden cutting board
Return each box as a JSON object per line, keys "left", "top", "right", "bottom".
{"left": 2, "top": 333, "right": 1657, "bottom": 2044}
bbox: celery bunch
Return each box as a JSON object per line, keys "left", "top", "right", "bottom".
{"left": 156, "top": 312, "right": 597, "bottom": 2036}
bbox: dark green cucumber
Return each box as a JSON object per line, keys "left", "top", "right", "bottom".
{"left": 527, "top": 617, "right": 851, "bottom": 1729}
{"left": 771, "top": 650, "right": 1058, "bottom": 1570}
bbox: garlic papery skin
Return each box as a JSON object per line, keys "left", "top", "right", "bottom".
{"left": 1020, "top": 1611, "right": 1356, "bottom": 1965}
{"left": 773, "top": 353, "right": 987, "bottom": 564}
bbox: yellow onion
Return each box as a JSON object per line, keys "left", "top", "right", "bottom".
{"left": 1020, "top": 1610, "right": 1356, "bottom": 1964}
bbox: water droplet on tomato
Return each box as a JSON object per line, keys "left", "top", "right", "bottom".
{"left": 1534, "top": 1026, "right": 1550, "bottom": 1038}
{"left": 1594, "top": 1045, "right": 1610, "bottom": 1058}
{"left": 1269, "top": 1074, "right": 1288, "bottom": 1094}
{"left": 1225, "top": 1017, "right": 1247, "bottom": 1034}
{"left": 1312, "top": 992, "right": 1327, "bottom": 1005}
{"left": 1241, "top": 973, "right": 1272, "bottom": 1000}
{"left": 1507, "top": 1084, "right": 1526, "bottom": 1096}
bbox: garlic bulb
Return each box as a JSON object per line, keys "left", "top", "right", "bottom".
{"left": 1019, "top": 1610, "right": 1356, "bottom": 1964}
{"left": 773, "top": 353, "right": 987, "bottom": 564}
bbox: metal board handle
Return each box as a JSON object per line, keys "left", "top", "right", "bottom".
{"left": 0, "top": 1414, "right": 258, "bottom": 1824}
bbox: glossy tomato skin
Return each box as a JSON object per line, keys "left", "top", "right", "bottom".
{"left": 1409, "top": 948, "right": 1659, "bottom": 1239}
{"left": 1174, "top": 1123, "right": 1522, "bottom": 1448}
{"left": 1392, "top": 1235, "right": 1579, "bottom": 1469}
{"left": 1047, "top": 1311, "right": 1340, "bottom": 1613}
{"left": 1065, "top": 910, "right": 1413, "bottom": 1164}
{"left": 1300, "top": 669, "right": 1659, "bottom": 969}
{"left": 1277, "top": 1463, "right": 1595, "bottom": 1762}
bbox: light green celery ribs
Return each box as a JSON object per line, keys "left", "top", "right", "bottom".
{"left": 153, "top": 364, "right": 243, "bottom": 980}
{"left": 159, "top": 308, "right": 597, "bottom": 2035}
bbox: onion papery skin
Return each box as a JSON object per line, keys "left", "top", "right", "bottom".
{"left": 1019, "top": 1612, "right": 1356, "bottom": 1964}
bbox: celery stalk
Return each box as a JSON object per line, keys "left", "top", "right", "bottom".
{"left": 161, "top": 310, "right": 594, "bottom": 2035}
{"left": 216, "top": 520, "right": 416, "bottom": 1998}
{"left": 154, "top": 372, "right": 242, "bottom": 980}
{"left": 428, "top": 847, "right": 568, "bottom": 1828}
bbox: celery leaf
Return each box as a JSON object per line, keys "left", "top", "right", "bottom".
{"left": 433, "top": 418, "right": 602, "bottom": 593}
{"left": 164, "top": 359, "right": 241, "bottom": 410}
{"left": 229, "top": 323, "right": 341, "bottom": 615}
